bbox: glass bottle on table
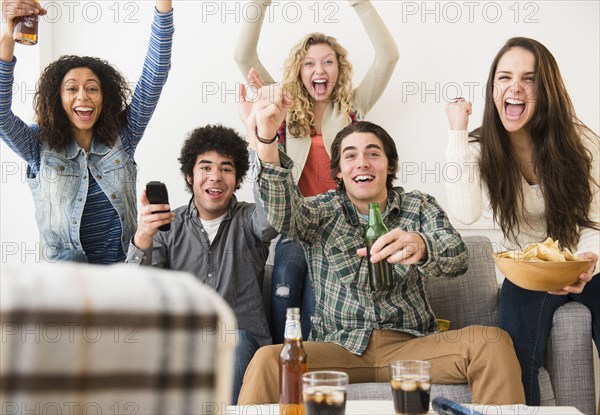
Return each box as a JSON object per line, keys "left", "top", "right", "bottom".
{"left": 279, "top": 307, "right": 307, "bottom": 415}
{"left": 365, "top": 202, "right": 394, "bottom": 291}
{"left": 13, "top": 0, "right": 40, "bottom": 45}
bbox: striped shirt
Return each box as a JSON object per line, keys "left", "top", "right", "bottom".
{"left": 255, "top": 152, "right": 469, "bottom": 354}
{"left": 80, "top": 173, "right": 125, "bottom": 263}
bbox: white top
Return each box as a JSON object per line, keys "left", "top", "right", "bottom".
{"left": 201, "top": 214, "right": 226, "bottom": 244}
{"left": 445, "top": 129, "right": 600, "bottom": 271}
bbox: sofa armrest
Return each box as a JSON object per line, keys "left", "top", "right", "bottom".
{"left": 544, "top": 302, "right": 595, "bottom": 415}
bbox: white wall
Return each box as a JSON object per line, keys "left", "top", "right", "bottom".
{"left": 1, "top": 0, "right": 598, "bottom": 266}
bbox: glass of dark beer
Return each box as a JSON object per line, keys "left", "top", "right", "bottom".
{"left": 389, "top": 360, "right": 431, "bottom": 415}
{"left": 302, "top": 371, "right": 348, "bottom": 415}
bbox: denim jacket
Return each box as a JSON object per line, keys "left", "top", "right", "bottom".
{"left": 28, "top": 138, "right": 138, "bottom": 262}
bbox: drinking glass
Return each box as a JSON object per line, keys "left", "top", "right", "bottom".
{"left": 302, "top": 371, "right": 348, "bottom": 415}
{"left": 389, "top": 360, "right": 431, "bottom": 415}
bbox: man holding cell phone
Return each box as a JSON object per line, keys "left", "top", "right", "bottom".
{"left": 126, "top": 124, "right": 278, "bottom": 404}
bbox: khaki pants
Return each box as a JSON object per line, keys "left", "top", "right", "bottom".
{"left": 238, "top": 326, "right": 525, "bottom": 405}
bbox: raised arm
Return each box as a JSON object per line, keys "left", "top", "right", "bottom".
{"left": 233, "top": 0, "right": 275, "bottom": 83}
{"left": 350, "top": 0, "right": 399, "bottom": 115}
{"left": 121, "top": 0, "right": 174, "bottom": 155}
{"left": 254, "top": 84, "right": 289, "bottom": 165}
{"left": 155, "top": 0, "right": 172, "bottom": 13}
{"left": 1, "top": 0, "right": 46, "bottom": 62}
{"left": 444, "top": 99, "right": 484, "bottom": 225}
{"left": 0, "top": 0, "right": 48, "bottom": 168}
{"left": 252, "top": 84, "right": 328, "bottom": 241}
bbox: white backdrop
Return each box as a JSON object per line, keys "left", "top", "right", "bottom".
{"left": 1, "top": 0, "right": 599, "bottom": 266}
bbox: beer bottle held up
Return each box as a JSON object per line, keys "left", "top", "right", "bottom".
{"left": 279, "top": 307, "right": 307, "bottom": 415}
{"left": 365, "top": 202, "right": 394, "bottom": 291}
{"left": 14, "top": 0, "right": 40, "bottom": 46}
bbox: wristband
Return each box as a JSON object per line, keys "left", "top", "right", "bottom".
{"left": 255, "top": 127, "right": 278, "bottom": 144}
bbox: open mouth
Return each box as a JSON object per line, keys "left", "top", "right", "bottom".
{"left": 206, "top": 188, "right": 224, "bottom": 197}
{"left": 353, "top": 174, "right": 374, "bottom": 183}
{"left": 73, "top": 106, "right": 94, "bottom": 121}
{"left": 312, "top": 79, "right": 329, "bottom": 96}
{"left": 504, "top": 98, "right": 526, "bottom": 120}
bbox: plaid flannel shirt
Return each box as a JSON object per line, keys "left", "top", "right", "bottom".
{"left": 254, "top": 152, "right": 469, "bottom": 354}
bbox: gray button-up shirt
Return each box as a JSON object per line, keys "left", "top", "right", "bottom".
{"left": 127, "top": 195, "right": 277, "bottom": 346}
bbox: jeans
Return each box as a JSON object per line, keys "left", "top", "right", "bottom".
{"left": 499, "top": 272, "right": 600, "bottom": 405}
{"left": 270, "top": 238, "right": 315, "bottom": 344}
{"left": 233, "top": 329, "right": 260, "bottom": 405}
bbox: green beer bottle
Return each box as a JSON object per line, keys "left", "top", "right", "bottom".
{"left": 365, "top": 203, "right": 394, "bottom": 291}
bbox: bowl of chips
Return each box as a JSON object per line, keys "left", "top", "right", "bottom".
{"left": 493, "top": 238, "right": 592, "bottom": 291}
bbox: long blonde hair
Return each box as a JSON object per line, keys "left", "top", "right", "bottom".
{"left": 282, "top": 33, "right": 353, "bottom": 138}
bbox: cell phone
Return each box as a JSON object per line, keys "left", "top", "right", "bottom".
{"left": 145, "top": 181, "right": 171, "bottom": 232}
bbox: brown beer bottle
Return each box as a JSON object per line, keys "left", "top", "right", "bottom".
{"left": 14, "top": 0, "right": 40, "bottom": 46}
{"left": 279, "top": 307, "right": 307, "bottom": 415}
{"left": 365, "top": 203, "right": 394, "bottom": 291}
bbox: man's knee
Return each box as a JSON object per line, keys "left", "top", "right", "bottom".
{"left": 467, "top": 325, "right": 516, "bottom": 355}
{"left": 248, "top": 344, "right": 280, "bottom": 371}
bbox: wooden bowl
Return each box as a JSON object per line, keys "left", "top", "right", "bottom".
{"left": 493, "top": 255, "right": 591, "bottom": 291}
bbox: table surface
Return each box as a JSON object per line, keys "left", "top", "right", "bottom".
{"left": 228, "top": 400, "right": 584, "bottom": 415}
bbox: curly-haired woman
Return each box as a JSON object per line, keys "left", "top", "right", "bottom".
{"left": 235, "top": 0, "right": 398, "bottom": 343}
{"left": 0, "top": 0, "right": 174, "bottom": 264}
{"left": 444, "top": 37, "right": 599, "bottom": 406}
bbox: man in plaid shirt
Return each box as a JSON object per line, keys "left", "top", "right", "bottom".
{"left": 238, "top": 85, "right": 525, "bottom": 405}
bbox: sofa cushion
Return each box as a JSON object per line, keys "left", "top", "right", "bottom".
{"left": 426, "top": 236, "right": 499, "bottom": 329}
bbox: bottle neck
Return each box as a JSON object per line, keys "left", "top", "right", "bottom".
{"left": 368, "top": 206, "right": 383, "bottom": 226}
{"left": 284, "top": 319, "right": 302, "bottom": 341}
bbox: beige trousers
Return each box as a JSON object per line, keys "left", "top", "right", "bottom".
{"left": 238, "top": 326, "right": 525, "bottom": 405}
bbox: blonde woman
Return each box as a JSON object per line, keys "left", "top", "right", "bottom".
{"left": 235, "top": 0, "right": 398, "bottom": 343}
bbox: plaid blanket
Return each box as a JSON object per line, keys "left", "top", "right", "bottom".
{"left": 0, "top": 263, "right": 237, "bottom": 415}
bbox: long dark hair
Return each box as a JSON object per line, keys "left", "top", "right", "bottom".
{"left": 35, "top": 55, "right": 130, "bottom": 150}
{"left": 472, "top": 37, "right": 598, "bottom": 249}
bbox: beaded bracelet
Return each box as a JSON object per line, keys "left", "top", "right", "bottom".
{"left": 255, "top": 127, "right": 278, "bottom": 144}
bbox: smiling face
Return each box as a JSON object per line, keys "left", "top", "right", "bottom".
{"left": 335, "top": 132, "right": 392, "bottom": 214}
{"left": 300, "top": 43, "right": 339, "bottom": 103}
{"left": 187, "top": 151, "right": 239, "bottom": 220}
{"left": 61, "top": 67, "right": 103, "bottom": 142}
{"left": 493, "top": 47, "right": 538, "bottom": 136}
